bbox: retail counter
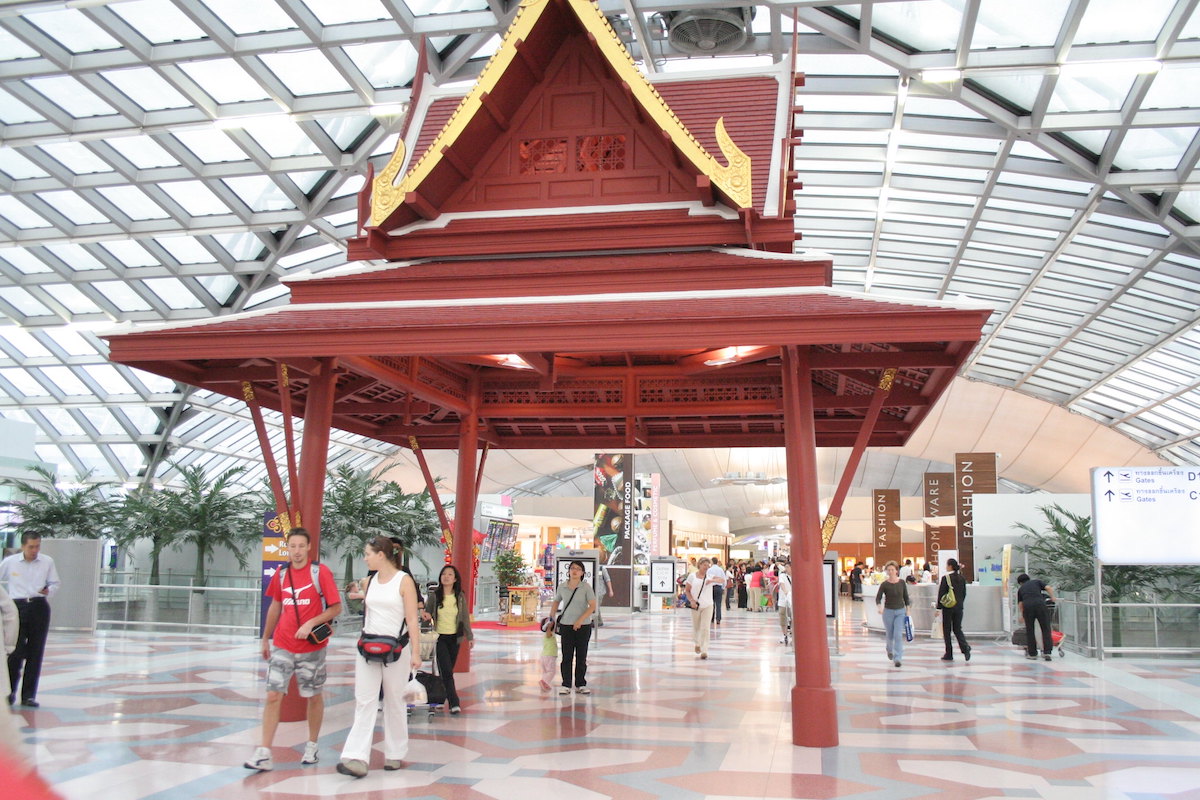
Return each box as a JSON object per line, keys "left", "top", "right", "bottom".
{"left": 863, "top": 583, "right": 1004, "bottom": 636}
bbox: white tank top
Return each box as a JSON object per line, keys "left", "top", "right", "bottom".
{"left": 364, "top": 571, "right": 408, "bottom": 637}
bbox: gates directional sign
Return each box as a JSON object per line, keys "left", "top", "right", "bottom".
{"left": 1091, "top": 467, "right": 1200, "bottom": 565}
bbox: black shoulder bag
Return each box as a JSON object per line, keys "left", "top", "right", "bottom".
{"left": 288, "top": 564, "right": 333, "bottom": 645}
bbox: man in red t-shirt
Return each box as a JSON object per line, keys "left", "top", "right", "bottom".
{"left": 245, "top": 528, "right": 341, "bottom": 771}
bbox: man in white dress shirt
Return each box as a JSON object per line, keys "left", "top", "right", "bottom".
{"left": 706, "top": 558, "right": 727, "bottom": 625}
{"left": 0, "top": 534, "right": 60, "bottom": 708}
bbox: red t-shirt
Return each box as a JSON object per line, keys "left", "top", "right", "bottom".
{"left": 267, "top": 561, "right": 340, "bottom": 653}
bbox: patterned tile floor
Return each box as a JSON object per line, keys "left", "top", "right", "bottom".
{"left": 9, "top": 601, "right": 1200, "bottom": 799}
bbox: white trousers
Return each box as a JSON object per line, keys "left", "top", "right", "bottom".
{"left": 691, "top": 604, "right": 713, "bottom": 654}
{"left": 340, "top": 651, "right": 411, "bottom": 762}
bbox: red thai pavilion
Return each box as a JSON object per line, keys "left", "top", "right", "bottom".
{"left": 105, "top": 0, "right": 990, "bottom": 747}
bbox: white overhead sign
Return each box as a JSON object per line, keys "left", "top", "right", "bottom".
{"left": 1091, "top": 467, "right": 1200, "bottom": 565}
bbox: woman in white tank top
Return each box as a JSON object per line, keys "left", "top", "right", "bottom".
{"left": 337, "top": 536, "right": 421, "bottom": 778}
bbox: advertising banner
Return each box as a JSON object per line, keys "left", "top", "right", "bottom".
{"left": 873, "top": 489, "right": 901, "bottom": 566}
{"left": 593, "top": 453, "right": 633, "bottom": 606}
{"left": 923, "top": 472, "right": 955, "bottom": 566}
{"left": 955, "top": 452, "right": 997, "bottom": 582}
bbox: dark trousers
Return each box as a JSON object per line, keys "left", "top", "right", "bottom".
{"left": 738, "top": 586, "right": 748, "bottom": 608}
{"left": 559, "top": 624, "right": 592, "bottom": 688}
{"left": 435, "top": 633, "right": 461, "bottom": 707}
{"left": 941, "top": 606, "right": 969, "bottom": 655}
{"left": 9, "top": 597, "right": 50, "bottom": 702}
{"left": 711, "top": 586, "right": 723, "bottom": 623}
{"left": 1023, "top": 604, "right": 1053, "bottom": 656}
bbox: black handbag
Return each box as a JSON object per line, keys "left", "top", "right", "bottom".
{"left": 288, "top": 564, "right": 335, "bottom": 645}
{"left": 415, "top": 670, "right": 446, "bottom": 704}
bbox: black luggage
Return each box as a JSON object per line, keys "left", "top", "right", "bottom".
{"left": 415, "top": 670, "right": 446, "bottom": 705}
{"left": 1011, "top": 628, "right": 1027, "bottom": 647}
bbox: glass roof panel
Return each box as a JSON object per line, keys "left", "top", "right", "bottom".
{"left": 164, "top": 181, "right": 232, "bottom": 217}
{"left": 223, "top": 176, "right": 295, "bottom": 211}
{"left": 178, "top": 60, "right": 272, "bottom": 104}
{"left": 867, "top": 0, "right": 964, "bottom": 52}
{"left": 972, "top": 0, "right": 1070, "bottom": 48}
{"left": 155, "top": 236, "right": 217, "bottom": 264}
{"left": 342, "top": 42, "right": 418, "bottom": 89}
{"left": 128, "top": 367, "right": 176, "bottom": 394}
{"left": 106, "top": 135, "right": 179, "bottom": 169}
{"left": 25, "top": 9, "right": 121, "bottom": 53}
{"left": 40, "top": 327, "right": 99, "bottom": 356}
{"left": 141, "top": 277, "right": 205, "bottom": 309}
{"left": 0, "top": 327, "right": 51, "bottom": 357}
{"left": 45, "top": 243, "right": 107, "bottom": 272}
{"left": 91, "top": 280, "right": 153, "bottom": 313}
{"left": 82, "top": 364, "right": 135, "bottom": 395}
{"left": 1141, "top": 65, "right": 1200, "bottom": 109}
{"left": 36, "top": 192, "right": 107, "bottom": 225}
{"left": 102, "top": 67, "right": 192, "bottom": 111}
{"left": 25, "top": 75, "right": 117, "bottom": 118}
{"left": 259, "top": 50, "right": 354, "bottom": 96}
{"left": 966, "top": 75, "right": 1041, "bottom": 114}
{"left": 0, "top": 196, "right": 50, "bottom": 229}
{"left": 111, "top": 0, "right": 208, "bottom": 44}
{"left": 40, "top": 283, "right": 101, "bottom": 315}
{"left": 1048, "top": 73, "right": 1135, "bottom": 113}
{"left": 0, "top": 88, "right": 44, "bottom": 124}
{"left": 213, "top": 232, "right": 266, "bottom": 260}
{"left": 1074, "top": 0, "right": 1174, "bottom": 44}
{"left": 406, "top": 0, "right": 489, "bottom": 12}
{"left": 1061, "top": 129, "right": 1110, "bottom": 156}
{"left": 0, "top": 367, "right": 51, "bottom": 396}
{"left": 1183, "top": 7, "right": 1200, "bottom": 38}
{"left": 1, "top": 249, "right": 52, "bottom": 275}
{"left": 0, "top": 286, "right": 52, "bottom": 316}
{"left": 170, "top": 128, "right": 248, "bottom": 163}
{"left": 1112, "top": 127, "right": 1194, "bottom": 170}
{"left": 37, "top": 142, "right": 112, "bottom": 174}
{"left": 96, "top": 186, "right": 169, "bottom": 220}
{"left": 0, "top": 28, "right": 39, "bottom": 60}
{"left": 318, "top": 115, "right": 375, "bottom": 149}
{"left": 302, "top": 0, "right": 389, "bottom": 25}
{"left": 239, "top": 117, "right": 322, "bottom": 157}
{"left": 1176, "top": 191, "right": 1200, "bottom": 223}
{"left": 200, "top": 0, "right": 299, "bottom": 34}
{"left": 99, "top": 240, "right": 158, "bottom": 267}
{"left": 196, "top": 275, "right": 239, "bottom": 305}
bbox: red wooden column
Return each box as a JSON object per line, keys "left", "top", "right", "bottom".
{"left": 451, "top": 380, "right": 481, "bottom": 671}
{"left": 781, "top": 345, "right": 839, "bottom": 747}
{"left": 281, "top": 356, "right": 338, "bottom": 722}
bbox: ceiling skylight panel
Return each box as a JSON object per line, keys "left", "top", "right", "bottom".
{"left": 111, "top": 0, "right": 207, "bottom": 44}
{"left": 316, "top": 115, "right": 375, "bottom": 150}
{"left": 141, "top": 277, "right": 205, "bottom": 309}
{"left": 245, "top": 283, "right": 288, "bottom": 308}
{"left": 99, "top": 240, "right": 158, "bottom": 267}
{"left": 0, "top": 327, "right": 51, "bottom": 358}
{"left": 0, "top": 286, "right": 52, "bottom": 316}
{"left": 213, "top": 231, "right": 266, "bottom": 260}
{"left": 25, "top": 9, "right": 121, "bottom": 53}
{"left": 258, "top": 50, "right": 353, "bottom": 96}
{"left": 0, "top": 87, "right": 44, "bottom": 124}
{"left": 223, "top": 176, "right": 295, "bottom": 211}
{"left": 0, "top": 27, "right": 39, "bottom": 60}
{"left": 902, "top": 97, "right": 988, "bottom": 120}
{"left": 101, "top": 67, "right": 191, "bottom": 111}
{"left": 973, "top": 0, "right": 1070, "bottom": 47}
{"left": 25, "top": 75, "right": 117, "bottom": 118}
{"left": 90, "top": 281, "right": 153, "bottom": 313}
{"left": 1, "top": 249, "right": 52, "bottom": 275}
{"left": 37, "top": 365, "right": 93, "bottom": 396}
{"left": 127, "top": 366, "right": 176, "bottom": 394}
{"left": 1048, "top": 72, "right": 1135, "bottom": 113}
{"left": 0, "top": 367, "right": 51, "bottom": 397}
{"left": 161, "top": 181, "right": 231, "bottom": 217}
{"left": 343, "top": 42, "right": 417, "bottom": 89}
{"left": 1074, "top": 0, "right": 1173, "bottom": 43}
{"left": 155, "top": 236, "right": 216, "bottom": 264}
{"left": 1112, "top": 127, "right": 1194, "bottom": 170}
{"left": 862, "top": 0, "right": 963, "bottom": 52}
{"left": 240, "top": 117, "right": 322, "bottom": 157}
{"left": 35, "top": 192, "right": 107, "bottom": 226}
{"left": 1061, "top": 129, "right": 1110, "bottom": 157}
{"left": 302, "top": 0, "right": 389, "bottom": 25}
{"left": 966, "top": 75, "right": 1042, "bottom": 115}
{"left": 38, "top": 408, "right": 86, "bottom": 437}
{"left": 1140, "top": 65, "right": 1200, "bottom": 109}
{"left": 96, "top": 186, "right": 169, "bottom": 220}
{"left": 81, "top": 364, "right": 135, "bottom": 396}
{"left": 170, "top": 128, "right": 248, "bottom": 164}
{"left": 0, "top": 196, "right": 50, "bottom": 229}
{"left": 985, "top": 197, "right": 1076, "bottom": 218}
{"left": 196, "top": 275, "right": 239, "bottom": 306}
{"left": 200, "top": 0, "right": 298, "bottom": 34}
{"left": 37, "top": 141, "right": 112, "bottom": 174}
{"left": 178, "top": 59, "right": 271, "bottom": 104}
{"left": 40, "top": 283, "right": 102, "bottom": 315}
{"left": 42, "top": 243, "right": 106, "bottom": 273}
{"left": 104, "top": 135, "right": 179, "bottom": 169}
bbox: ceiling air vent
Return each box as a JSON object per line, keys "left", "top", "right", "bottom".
{"left": 667, "top": 8, "right": 753, "bottom": 55}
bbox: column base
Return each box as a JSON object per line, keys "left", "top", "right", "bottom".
{"left": 790, "top": 685, "right": 838, "bottom": 747}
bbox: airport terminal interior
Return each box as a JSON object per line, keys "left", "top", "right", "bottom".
{"left": 3, "top": 0, "right": 1200, "bottom": 798}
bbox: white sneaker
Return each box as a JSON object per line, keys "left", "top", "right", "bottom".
{"left": 244, "top": 746, "right": 272, "bottom": 771}
{"left": 301, "top": 741, "right": 319, "bottom": 764}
